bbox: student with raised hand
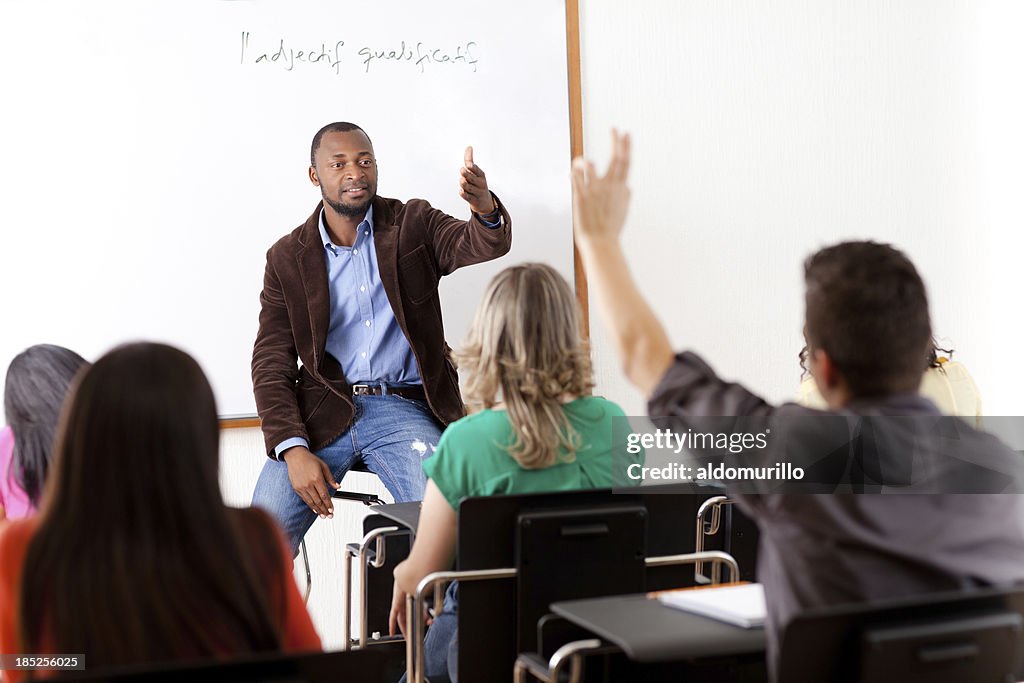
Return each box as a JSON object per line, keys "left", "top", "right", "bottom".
{"left": 1, "top": 345, "right": 88, "bottom": 520}
{"left": 387, "top": 263, "right": 631, "bottom": 683}
{"left": 0, "top": 343, "right": 320, "bottom": 681}
{"left": 571, "top": 130, "right": 1024, "bottom": 679}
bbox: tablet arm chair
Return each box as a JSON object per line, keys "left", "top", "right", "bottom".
{"left": 511, "top": 550, "right": 740, "bottom": 683}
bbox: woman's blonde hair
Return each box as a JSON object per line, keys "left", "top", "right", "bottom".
{"left": 456, "top": 263, "right": 594, "bottom": 469}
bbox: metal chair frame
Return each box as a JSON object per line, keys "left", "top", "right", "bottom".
{"left": 694, "top": 495, "right": 735, "bottom": 584}
{"left": 405, "top": 550, "right": 740, "bottom": 683}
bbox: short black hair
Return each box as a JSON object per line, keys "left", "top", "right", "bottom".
{"left": 310, "top": 122, "right": 371, "bottom": 166}
{"left": 803, "top": 241, "right": 932, "bottom": 397}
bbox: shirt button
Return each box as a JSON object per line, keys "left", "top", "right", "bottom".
{"left": 361, "top": 352, "right": 367, "bottom": 358}
{"left": 364, "top": 231, "right": 369, "bottom": 236}
{"left": 360, "top": 285, "right": 366, "bottom": 292}
{"left": 365, "top": 320, "right": 371, "bottom": 327}
{"left": 353, "top": 249, "right": 358, "bottom": 255}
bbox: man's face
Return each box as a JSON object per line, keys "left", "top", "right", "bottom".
{"left": 311, "top": 129, "right": 378, "bottom": 218}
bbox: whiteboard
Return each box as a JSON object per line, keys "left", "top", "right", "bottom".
{"left": 0, "top": 0, "right": 574, "bottom": 417}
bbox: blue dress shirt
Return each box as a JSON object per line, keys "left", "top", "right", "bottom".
{"left": 274, "top": 203, "right": 501, "bottom": 458}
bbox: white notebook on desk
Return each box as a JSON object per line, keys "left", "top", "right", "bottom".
{"left": 658, "top": 583, "right": 766, "bottom": 628}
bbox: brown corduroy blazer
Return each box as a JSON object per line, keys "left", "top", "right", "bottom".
{"left": 252, "top": 194, "right": 512, "bottom": 458}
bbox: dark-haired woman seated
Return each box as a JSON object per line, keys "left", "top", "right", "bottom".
{"left": 0, "top": 343, "right": 320, "bottom": 681}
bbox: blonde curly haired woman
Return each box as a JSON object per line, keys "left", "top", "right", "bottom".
{"left": 388, "top": 263, "right": 631, "bottom": 683}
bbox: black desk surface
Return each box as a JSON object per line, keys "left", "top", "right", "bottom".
{"left": 551, "top": 593, "right": 766, "bottom": 663}
{"left": 371, "top": 502, "right": 421, "bottom": 533}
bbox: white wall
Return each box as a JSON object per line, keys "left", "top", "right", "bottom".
{"left": 577, "top": 0, "right": 1024, "bottom": 416}
{"left": 223, "top": 0, "right": 1024, "bottom": 650}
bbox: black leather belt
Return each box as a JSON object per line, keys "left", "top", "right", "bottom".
{"left": 351, "top": 383, "right": 426, "bottom": 400}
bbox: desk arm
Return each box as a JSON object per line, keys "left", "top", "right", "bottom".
{"left": 646, "top": 550, "right": 740, "bottom": 585}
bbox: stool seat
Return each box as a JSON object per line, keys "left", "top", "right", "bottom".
{"left": 332, "top": 489, "right": 384, "bottom": 505}
{"left": 331, "top": 460, "right": 383, "bottom": 505}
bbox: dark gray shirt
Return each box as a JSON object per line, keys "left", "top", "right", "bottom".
{"left": 648, "top": 351, "right": 1024, "bottom": 676}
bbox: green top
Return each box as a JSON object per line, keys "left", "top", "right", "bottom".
{"left": 422, "top": 396, "right": 634, "bottom": 510}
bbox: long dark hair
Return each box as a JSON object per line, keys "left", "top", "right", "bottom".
{"left": 19, "top": 343, "right": 284, "bottom": 666}
{"left": 3, "top": 344, "right": 88, "bottom": 506}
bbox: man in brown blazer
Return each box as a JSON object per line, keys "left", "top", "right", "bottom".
{"left": 251, "top": 122, "right": 511, "bottom": 553}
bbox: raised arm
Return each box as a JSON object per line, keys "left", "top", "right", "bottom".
{"left": 422, "top": 146, "right": 512, "bottom": 276}
{"left": 571, "top": 131, "right": 674, "bottom": 397}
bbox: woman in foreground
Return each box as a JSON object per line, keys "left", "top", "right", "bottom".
{"left": 0, "top": 343, "right": 320, "bottom": 680}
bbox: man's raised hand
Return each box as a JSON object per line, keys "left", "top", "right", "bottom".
{"left": 460, "top": 146, "right": 497, "bottom": 215}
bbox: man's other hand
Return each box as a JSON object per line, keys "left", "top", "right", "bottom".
{"left": 282, "top": 446, "right": 339, "bottom": 518}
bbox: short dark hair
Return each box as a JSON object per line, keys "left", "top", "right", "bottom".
{"left": 310, "top": 121, "right": 371, "bottom": 166}
{"left": 803, "top": 241, "right": 932, "bottom": 397}
{"left": 3, "top": 344, "right": 88, "bottom": 506}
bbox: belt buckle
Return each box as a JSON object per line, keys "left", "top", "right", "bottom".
{"left": 352, "top": 383, "right": 372, "bottom": 396}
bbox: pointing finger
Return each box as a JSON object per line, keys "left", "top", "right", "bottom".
{"left": 464, "top": 146, "right": 474, "bottom": 170}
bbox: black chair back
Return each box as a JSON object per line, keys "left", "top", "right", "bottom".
{"left": 777, "top": 584, "right": 1024, "bottom": 683}
{"left": 515, "top": 501, "right": 647, "bottom": 652}
{"left": 456, "top": 483, "right": 757, "bottom": 683}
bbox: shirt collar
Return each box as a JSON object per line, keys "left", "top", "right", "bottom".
{"left": 318, "top": 204, "right": 375, "bottom": 251}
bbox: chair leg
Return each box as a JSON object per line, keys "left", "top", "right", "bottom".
{"left": 343, "top": 547, "right": 354, "bottom": 650}
{"left": 300, "top": 538, "right": 312, "bottom": 603}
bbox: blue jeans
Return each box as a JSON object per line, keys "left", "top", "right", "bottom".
{"left": 252, "top": 394, "right": 443, "bottom": 555}
{"left": 400, "top": 582, "right": 459, "bottom": 683}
